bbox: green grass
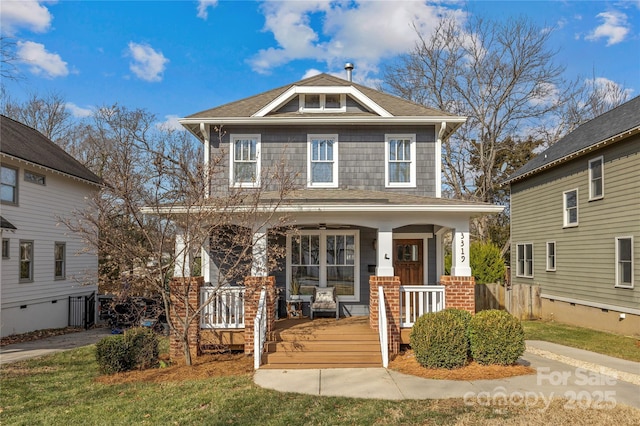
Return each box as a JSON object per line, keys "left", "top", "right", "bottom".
{"left": 2, "top": 343, "right": 639, "bottom": 425}
{"left": 523, "top": 320, "right": 640, "bottom": 362}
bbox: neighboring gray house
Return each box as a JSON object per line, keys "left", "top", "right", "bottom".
{"left": 506, "top": 97, "right": 640, "bottom": 336}
{"left": 172, "top": 71, "right": 502, "bottom": 317}
{"left": 1, "top": 115, "right": 101, "bottom": 337}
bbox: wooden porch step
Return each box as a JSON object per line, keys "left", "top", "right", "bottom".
{"left": 262, "top": 351, "right": 382, "bottom": 367}
{"left": 267, "top": 341, "right": 381, "bottom": 352}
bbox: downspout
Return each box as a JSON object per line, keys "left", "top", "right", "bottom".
{"left": 435, "top": 121, "right": 446, "bottom": 198}
{"left": 200, "top": 122, "right": 210, "bottom": 198}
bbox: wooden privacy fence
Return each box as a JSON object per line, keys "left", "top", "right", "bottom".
{"left": 475, "top": 283, "right": 541, "bottom": 320}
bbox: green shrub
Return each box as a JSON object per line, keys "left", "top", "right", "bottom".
{"left": 95, "top": 328, "right": 159, "bottom": 374}
{"left": 468, "top": 310, "right": 525, "bottom": 365}
{"left": 410, "top": 310, "right": 469, "bottom": 369}
{"left": 95, "top": 335, "right": 130, "bottom": 374}
{"left": 444, "top": 241, "right": 506, "bottom": 284}
{"left": 125, "top": 327, "right": 159, "bottom": 370}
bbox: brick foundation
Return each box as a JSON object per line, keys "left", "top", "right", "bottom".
{"left": 243, "top": 276, "right": 276, "bottom": 355}
{"left": 369, "top": 276, "right": 401, "bottom": 355}
{"left": 169, "top": 276, "right": 204, "bottom": 360}
{"left": 440, "top": 275, "right": 476, "bottom": 314}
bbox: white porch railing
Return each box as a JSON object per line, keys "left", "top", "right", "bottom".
{"left": 378, "top": 286, "right": 389, "bottom": 368}
{"left": 399, "top": 285, "right": 446, "bottom": 328}
{"left": 200, "top": 286, "right": 246, "bottom": 329}
{"left": 254, "top": 288, "right": 267, "bottom": 370}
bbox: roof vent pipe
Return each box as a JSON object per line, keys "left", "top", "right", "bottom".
{"left": 344, "top": 63, "right": 354, "bottom": 81}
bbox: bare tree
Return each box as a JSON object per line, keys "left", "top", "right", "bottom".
{"left": 63, "top": 105, "right": 299, "bottom": 365}
{"left": 0, "top": 36, "right": 20, "bottom": 81}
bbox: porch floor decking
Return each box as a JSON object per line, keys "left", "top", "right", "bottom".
{"left": 262, "top": 316, "right": 382, "bottom": 369}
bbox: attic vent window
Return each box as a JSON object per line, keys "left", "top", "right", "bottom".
{"left": 300, "top": 94, "right": 346, "bottom": 113}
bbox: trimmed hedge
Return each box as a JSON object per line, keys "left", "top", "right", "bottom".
{"left": 95, "top": 327, "right": 159, "bottom": 374}
{"left": 410, "top": 310, "right": 469, "bottom": 369}
{"left": 468, "top": 310, "right": 525, "bottom": 365}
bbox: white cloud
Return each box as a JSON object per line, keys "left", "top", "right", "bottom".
{"left": 585, "top": 77, "right": 634, "bottom": 103}
{"left": 248, "top": 0, "right": 465, "bottom": 81}
{"left": 16, "top": 40, "right": 68, "bottom": 78}
{"left": 585, "top": 11, "right": 630, "bottom": 45}
{"left": 529, "top": 82, "right": 560, "bottom": 107}
{"left": 0, "top": 0, "right": 53, "bottom": 36}
{"left": 156, "top": 115, "right": 183, "bottom": 131}
{"left": 197, "top": 0, "right": 218, "bottom": 20}
{"left": 301, "top": 68, "right": 322, "bottom": 79}
{"left": 127, "top": 42, "right": 169, "bottom": 82}
{"left": 66, "top": 102, "right": 93, "bottom": 118}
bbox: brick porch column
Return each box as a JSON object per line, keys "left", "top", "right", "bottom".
{"left": 243, "top": 276, "right": 276, "bottom": 355}
{"left": 369, "top": 276, "right": 401, "bottom": 355}
{"left": 440, "top": 275, "right": 476, "bottom": 314}
{"left": 169, "top": 276, "right": 204, "bottom": 360}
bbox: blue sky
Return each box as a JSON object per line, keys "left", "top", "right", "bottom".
{"left": 2, "top": 1, "right": 639, "bottom": 129}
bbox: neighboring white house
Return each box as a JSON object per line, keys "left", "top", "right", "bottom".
{"left": 1, "top": 115, "right": 101, "bottom": 337}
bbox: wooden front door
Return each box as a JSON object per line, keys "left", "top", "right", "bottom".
{"left": 393, "top": 239, "right": 424, "bottom": 285}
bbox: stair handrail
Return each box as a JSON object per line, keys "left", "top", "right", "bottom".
{"left": 378, "top": 286, "right": 389, "bottom": 368}
{"left": 254, "top": 287, "right": 267, "bottom": 370}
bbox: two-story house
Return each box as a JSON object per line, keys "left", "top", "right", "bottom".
{"left": 1, "top": 115, "right": 101, "bottom": 337}
{"left": 506, "top": 96, "right": 640, "bottom": 336}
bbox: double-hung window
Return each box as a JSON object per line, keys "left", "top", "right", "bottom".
{"left": 589, "top": 156, "right": 604, "bottom": 200}
{"left": 516, "top": 243, "right": 533, "bottom": 278}
{"left": 1, "top": 165, "right": 18, "bottom": 204}
{"left": 288, "top": 230, "right": 359, "bottom": 301}
{"left": 20, "top": 240, "right": 33, "bottom": 282}
{"left": 55, "top": 242, "right": 66, "bottom": 279}
{"left": 230, "top": 135, "right": 260, "bottom": 187}
{"left": 563, "top": 189, "right": 578, "bottom": 227}
{"left": 308, "top": 135, "right": 338, "bottom": 187}
{"left": 2, "top": 238, "right": 9, "bottom": 259}
{"left": 546, "top": 241, "right": 556, "bottom": 271}
{"left": 385, "top": 135, "right": 416, "bottom": 187}
{"left": 615, "top": 237, "right": 633, "bottom": 288}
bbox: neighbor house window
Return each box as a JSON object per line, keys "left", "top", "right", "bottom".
{"left": 288, "top": 230, "right": 359, "bottom": 301}
{"left": 1, "top": 165, "right": 18, "bottom": 204}
{"left": 588, "top": 156, "right": 604, "bottom": 200}
{"left": 615, "top": 237, "right": 633, "bottom": 288}
{"left": 563, "top": 189, "right": 578, "bottom": 227}
{"left": 516, "top": 243, "right": 533, "bottom": 278}
{"left": 54, "top": 242, "right": 66, "bottom": 279}
{"left": 20, "top": 240, "right": 33, "bottom": 282}
{"left": 24, "top": 170, "right": 46, "bottom": 185}
{"left": 546, "top": 241, "right": 556, "bottom": 271}
{"left": 308, "top": 135, "right": 338, "bottom": 187}
{"left": 230, "top": 135, "right": 260, "bottom": 187}
{"left": 385, "top": 134, "right": 416, "bottom": 187}
{"left": 2, "top": 238, "right": 9, "bottom": 259}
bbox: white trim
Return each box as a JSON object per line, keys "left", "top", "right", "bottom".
{"left": 435, "top": 122, "right": 444, "bottom": 198}
{"left": 516, "top": 242, "right": 534, "bottom": 278}
{"left": 615, "top": 236, "right": 634, "bottom": 289}
{"left": 307, "top": 134, "right": 339, "bottom": 188}
{"left": 252, "top": 85, "right": 392, "bottom": 117}
{"left": 541, "top": 293, "right": 640, "bottom": 316}
{"left": 385, "top": 134, "right": 416, "bottom": 188}
{"left": 563, "top": 188, "right": 579, "bottom": 228}
{"left": 299, "top": 94, "right": 347, "bottom": 113}
{"left": 181, "top": 116, "right": 467, "bottom": 127}
{"left": 229, "top": 134, "right": 261, "bottom": 188}
{"left": 1, "top": 153, "right": 101, "bottom": 188}
{"left": 588, "top": 156, "right": 604, "bottom": 201}
{"left": 286, "top": 229, "right": 360, "bottom": 302}
{"left": 394, "top": 233, "right": 433, "bottom": 284}
{"left": 545, "top": 241, "right": 556, "bottom": 272}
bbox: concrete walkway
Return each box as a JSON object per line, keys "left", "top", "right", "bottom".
{"left": 255, "top": 340, "right": 640, "bottom": 408}
{"left": 0, "top": 328, "right": 111, "bottom": 365}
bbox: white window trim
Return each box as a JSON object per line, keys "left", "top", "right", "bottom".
{"left": 615, "top": 236, "right": 634, "bottom": 288}
{"left": 563, "top": 188, "right": 579, "bottom": 228}
{"left": 546, "top": 241, "right": 556, "bottom": 272}
{"left": 385, "top": 134, "right": 416, "bottom": 188}
{"left": 588, "top": 156, "right": 604, "bottom": 201}
{"left": 307, "top": 134, "right": 338, "bottom": 188}
{"left": 516, "top": 242, "right": 534, "bottom": 278}
{"left": 229, "top": 134, "right": 261, "bottom": 188}
{"left": 299, "top": 94, "right": 347, "bottom": 113}
{"left": 286, "top": 229, "right": 360, "bottom": 302}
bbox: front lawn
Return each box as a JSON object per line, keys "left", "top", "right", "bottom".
{"left": 2, "top": 345, "right": 639, "bottom": 425}
{"left": 523, "top": 320, "right": 640, "bottom": 362}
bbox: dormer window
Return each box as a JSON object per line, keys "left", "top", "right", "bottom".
{"left": 300, "top": 94, "right": 346, "bottom": 113}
